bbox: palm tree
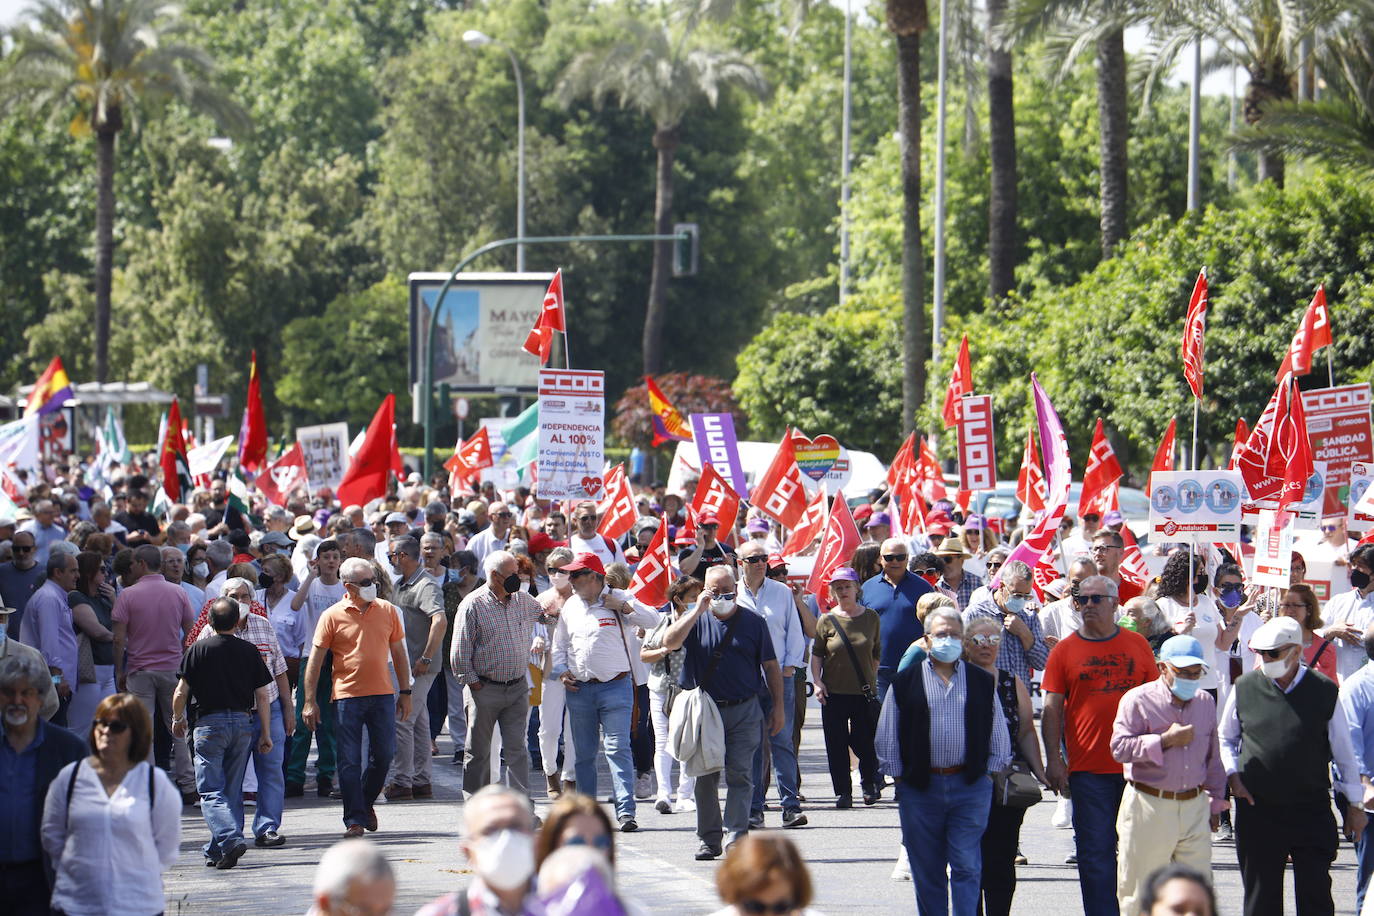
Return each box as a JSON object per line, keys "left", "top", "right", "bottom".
{"left": 986, "top": 0, "right": 1018, "bottom": 301}
{"left": 1, "top": 0, "right": 248, "bottom": 381}
{"left": 1002, "top": 0, "right": 1140, "bottom": 257}
{"left": 557, "top": 7, "right": 768, "bottom": 376}
{"left": 1138, "top": 0, "right": 1352, "bottom": 186}
{"left": 887, "top": 0, "right": 928, "bottom": 429}
{"left": 1231, "top": 23, "right": 1374, "bottom": 176}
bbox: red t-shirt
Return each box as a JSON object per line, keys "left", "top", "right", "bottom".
{"left": 1041, "top": 627, "right": 1158, "bottom": 774}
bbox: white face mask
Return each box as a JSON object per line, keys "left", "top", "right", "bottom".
{"left": 710, "top": 597, "right": 734, "bottom": 617}
{"left": 236, "top": 599, "right": 251, "bottom": 620}
{"left": 1261, "top": 655, "right": 1293, "bottom": 680}
{"left": 474, "top": 828, "right": 534, "bottom": 891}
{"left": 192, "top": 562, "right": 209, "bottom": 578}
{"left": 355, "top": 583, "right": 378, "bottom": 604}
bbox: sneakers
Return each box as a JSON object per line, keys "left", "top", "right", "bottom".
{"left": 365, "top": 807, "right": 378, "bottom": 832}
{"left": 835, "top": 795, "right": 853, "bottom": 809}
{"left": 1212, "top": 821, "right": 1234, "bottom": 843}
{"left": 412, "top": 783, "right": 433, "bottom": 799}
{"left": 383, "top": 784, "right": 413, "bottom": 802}
{"left": 748, "top": 812, "right": 765, "bottom": 830}
{"left": 216, "top": 842, "right": 248, "bottom": 870}
{"left": 618, "top": 814, "right": 639, "bottom": 832}
{"left": 243, "top": 792, "right": 256, "bottom": 807}
{"left": 1014, "top": 848, "right": 1028, "bottom": 866}
{"left": 655, "top": 798, "right": 672, "bottom": 814}
{"left": 695, "top": 842, "right": 722, "bottom": 861}
{"left": 255, "top": 831, "right": 286, "bottom": 848}
{"left": 634, "top": 772, "right": 654, "bottom": 799}
{"left": 1051, "top": 797, "right": 1073, "bottom": 828}
{"left": 1065, "top": 853, "right": 1078, "bottom": 865}
{"left": 891, "top": 854, "right": 911, "bottom": 881}
{"left": 781, "top": 810, "right": 808, "bottom": 829}
{"left": 673, "top": 797, "right": 697, "bottom": 814}
{"left": 317, "top": 776, "right": 333, "bottom": 798}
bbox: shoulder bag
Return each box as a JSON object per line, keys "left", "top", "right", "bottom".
{"left": 832, "top": 614, "right": 882, "bottom": 721}
{"left": 993, "top": 759, "right": 1043, "bottom": 808}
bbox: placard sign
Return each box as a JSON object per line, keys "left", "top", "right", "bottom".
{"left": 1149, "top": 470, "right": 1244, "bottom": 543}
{"left": 957, "top": 394, "right": 997, "bottom": 490}
{"left": 1290, "top": 460, "right": 1329, "bottom": 530}
{"left": 689, "top": 413, "right": 748, "bottom": 496}
{"left": 536, "top": 369, "right": 605, "bottom": 501}
{"left": 1304, "top": 557, "right": 1351, "bottom": 603}
{"left": 1251, "top": 509, "right": 1295, "bottom": 588}
{"left": 1348, "top": 461, "right": 1374, "bottom": 533}
{"left": 1302, "top": 383, "right": 1374, "bottom": 516}
{"left": 296, "top": 422, "right": 350, "bottom": 492}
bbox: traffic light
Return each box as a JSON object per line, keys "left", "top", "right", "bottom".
{"left": 672, "top": 222, "right": 699, "bottom": 277}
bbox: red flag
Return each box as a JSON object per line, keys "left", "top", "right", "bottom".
{"left": 338, "top": 394, "right": 404, "bottom": 508}
{"left": 1078, "top": 419, "right": 1123, "bottom": 518}
{"left": 1151, "top": 418, "right": 1177, "bottom": 474}
{"left": 752, "top": 428, "right": 809, "bottom": 529}
{"left": 459, "top": 427, "right": 494, "bottom": 471}
{"left": 1016, "top": 429, "right": 1047, "bottom": 513}
{"left": 1031, "top": 552, "right": 1058, "bottom": 603}
{"left": 692, "top": 464, "right": 741, "bottom": 535}
{"left": 522, "top": 269, "right": 566, "bottom": 366}
{"left": 941, "top": 334, "right": 972, "bottom": 428}
{"left": 597, "top": 465, "right": 639, "bottom": 540}
{"left": 916, "top": 437, "right": 949, "bottom": 504}
{"left": 1236, "top": 376, "right": 1315, "bottom": 514}
{"left": 781, "top": 485, "right": 828, "bottom": 557}
{"left": 1120, "top": 525, "right": 1152, "bottom": 590}
{"left": 257, "top": 443, "right": 307, "bottom": 506}
{"left": 1228, "top": 418, "right": 1250, "bottom": 470}
{"left": 160, "top": 398, "right": 193, "bottom": 503}
{"left": 1275, "top": 285, "right": 1334, "bottom": 382}
{"left": 805, "top": 494, "right": 860, "bottom": 606}
{"left": 1181, "top": 269, "right": 1208, "bottom": 399}
{"left": 1358, "top": 528, "right": 1374, "bottom": 549}
{"left": 888, "top": 433, "right": 926, "bottom": 535}
{"left": 887, "top": 433, "right": 916, "bottom": 491}
{"left": 237, "top": 350, "right": 268, "bottom": 474}
{"left": 629, "top": 520, "right": 672, "bottom": 607}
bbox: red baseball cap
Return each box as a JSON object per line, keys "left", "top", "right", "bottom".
{"left": 563, "top": 553, "right": 606, "bottom": 576}
{"left": 767, "top": 553, "right": 788, "bottom": 571}
{"left": 526, "top": 531, "right": 564, "bottom": 555}
{"left": 852, "top": 504, "right": 874, "bottom": 523}
{"left": 697, "top": 512, "right": 721, "bottom": 527}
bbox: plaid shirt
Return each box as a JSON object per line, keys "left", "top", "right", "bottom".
{"left": 962, "top": 594, "right": 1049, "bottom": 687}
{"left": 450, "top": 584, "right": 542, "bottom": 685}
{"left": 942, "top": 571, "right": 985, "bottom": 612}
{"left": 193, "top": 611, "right": 287, "bottom": 705}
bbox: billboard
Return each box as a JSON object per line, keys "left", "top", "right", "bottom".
{"left": 1301, "top": 383, "right": 1374, "bottom": 516}
{"left": 408, "top": 273, "right": 553, "bottom": 392}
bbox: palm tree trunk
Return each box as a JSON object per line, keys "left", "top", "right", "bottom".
{"left": 643, "top": 126, "right": 678, "bottom": 375}
{"left": 1244, "top": 66, "right": 1291, "bottom": 186}
{"left": 986, "top": 0, "right": 1016, "bottom": 302}
{"left": 94, "top": 124, "right": 117, "bottom": 382}
{"left": 1095, "top": 29, "right": 1129, "bottom": 258}
{"left": 895, "top": 29, "right": 926, "bottom": 430}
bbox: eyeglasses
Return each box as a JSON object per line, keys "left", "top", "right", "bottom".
{"left": 1073, "top": 594, "right": 1113, "bottom": 606}
{"left": 1256, "top": 647, "right": 1291, "bottom": 660}
{"left": 351, "top": 578, "right": 376, "bottom": 588}
{"left": 740, "top": 900, "right": 795, "bottom": 915}
{"left": 968, "top": 633, "right": 1002, "bottom": 647}
{"left": 882, "top": 554, "right": 909, "bottom": 563}
{"left": 94, "top": 718, "right": 130, "bottom": 734}
{"left": 562, "top": 834, "right": 612, "bottom": 851}
{"left": 1007, "top": 591, "right": 1033, "bottom": 601}
{"left": 1091, "top": 544, "right": 1121, "bottom": 553}
{"left": 741, "top": 556, "right": 768, "bottom": 565}
{"left": 711, "top": 592, "right": 737, "bottom": 602}
{"left": 699, "top": 524, "right": 719, "bottom": 530}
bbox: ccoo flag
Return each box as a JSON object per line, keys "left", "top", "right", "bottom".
{"left": 522, "top": 269, "right": 566, "bottom": 366}
{"left": 237, "top": 350, "right": 268, "bottom": 474}
{"left": 1181, "top": 270, "right": 1208, "bottom": 400}
{"left": 1275, "top": 285, "right": 1333, "bottom": 382}
{"left": 941, "top": 335, "right": 972, "bottom": 428}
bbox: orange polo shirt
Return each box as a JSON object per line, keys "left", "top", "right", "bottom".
{"left": 313, "top": 597, "right": 405, "bottom": 699}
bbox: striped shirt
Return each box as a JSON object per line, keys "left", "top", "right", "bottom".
{"left": 193, "top": 612, "right": 287, "bottom": 704}
{"left": 450, "top": 584, "right": 543, "bottom": 685}
{"left": 962, "top": 595, "right": 1050, "bottom": 686}
{"left": 876, "top": 659, "right": 1012, "bottom": 777}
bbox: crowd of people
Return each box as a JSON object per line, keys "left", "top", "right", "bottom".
{"left": 0, "top": 453, "right": 1369, "bottom": 915}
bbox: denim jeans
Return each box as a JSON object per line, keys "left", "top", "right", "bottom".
{"left": 287, "top": 651, "right": 335, "bottom": 785}
{"left": 250, "top": 700, "right": 287, "bottom": 836}
{"left": 565, "top": 677, "right": 636, "bottom": 818}
{"left": 1359, "top": 822, "right": 1374, "bottom": 913}
{"left": 193, "top": 711, "right": 255, "bottom": 861}
{"left": 752, "top": 676, "right": 800, "bottom": 815}
{"left": 1068, "top": 771, "right": 1126, "bottom": 916}
{"left": 335, "top": 694, "right": 398, "bottom": 828}
{"left": 896, "top": 774, "right": 993, "bottom": 916}
{"left": 695, "top": 697, "right": 763, "bottom": 849}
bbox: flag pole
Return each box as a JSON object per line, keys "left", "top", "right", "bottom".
{"left": 1327, "top": 348, "right": 1335, "bottom": 389}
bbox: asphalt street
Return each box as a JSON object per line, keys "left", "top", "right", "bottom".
{"left": 161, "top": 697, "right": 1360, "bottom": 915}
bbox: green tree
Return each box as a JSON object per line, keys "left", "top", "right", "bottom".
{"left": 2, "top": 0, "right": 248, "bottom": 381}
{"left": 556, "top": 2, "right": 769, "bottom": 374}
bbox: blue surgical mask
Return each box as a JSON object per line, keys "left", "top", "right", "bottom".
{"left": 929, "top": 635, "right": 964, "bottom": 663}
{"left": 1004, "top": 595, "right": 1027, "bottom": 615}
{"left": 1169, "top": 675, "right": 1202, "bottom": 702}
{"left": 1219, "top": 587, "right": 1243, "bottom": 609}
{"left": 176, "top": 542, "right": 191, "bottom": 555}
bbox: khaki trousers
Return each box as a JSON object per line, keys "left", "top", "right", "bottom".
{"left": 1116, "top": 782, "right": 1212, "bottom": 916}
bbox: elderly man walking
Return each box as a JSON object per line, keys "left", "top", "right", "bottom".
{"left": 451, "top": 549, "right": 542, "bottom": 798}
{"left": 962, "top": 559, "right": 1048, "bottom": 692}
{"left": 18, "top": 552, "right": 79, "bottom": 726}
{"left": 660, "top": 564, "right": 785, "bottom": 861}
{"left": 877, "top": 605, "right": 1011, "bottom": 916}
{"left": 301, "top": 557, "right": 412, "bottom": 838}
{"left": 1041, "top": 574, "right": 1158, "bottom": 916}
{"left": 385, "top": 536, "right": 446, "bottom": 801}
{"left": 1223, "top": 616, "right": 1369, "bottom": 916}
{"left": 1111, "top": 635, "right": 1228, "bottom": 916}
{"left": 550, "top": 552, "right": 660, "bottom": 831}
{"left": 736, "top": 540, "right": 808, "bottom": 829}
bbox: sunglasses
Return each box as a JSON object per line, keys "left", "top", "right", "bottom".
{"left": 351, "top": 578, "right": 376, "bottom": 588}
{"left": 741, "top": 556, "right": 768, "bottom": 565}
{"left": 741, "top": 901, "right": 794, "bottom": 915}
{"left": 883, "top": 554, "right": 909, "bottom": 563}
{"left": 913, "top": 567, "right": 941, "bottom": 576}
{"left": 968, "top": 633, "right": 1002, "bottom": 647}
{"left": 11, "top": 546, "right": 33, "bottom": 553}
{"left": 711, "top": 592, "right": 737, "bottom": 602}
{"left": 1073, "top": 594, "right": 1112, "bottom": 606}
{"left": 94, "top": 718, "right": 130, "bottom": 734}
{"left": 1256, "top": 647, "right": 1291, "bottom": 660}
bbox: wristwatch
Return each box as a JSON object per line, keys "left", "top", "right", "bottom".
{"left": 399, "top": 689, "right": 413, "bottom": 695}
{"left": 419, "top": 656, "right": 433, "bottom": 665}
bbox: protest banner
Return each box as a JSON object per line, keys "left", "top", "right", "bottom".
{"left": 957, "top": 394, "right": 996, "bottom": 491}
{"left": 689, "top": 413, "right": 748, "bottom": 496}
{"left": 1349, "top": 461, "right": 1374, "bottom": 533}
{"left": 1148, "top": 470, "right": 1244, "bottom": 544}
{"left": 1251, "top": 509, "right": 1295, "bottom": 588}
{"left": 536, "top": 369, "right": 605, "bottom": 501}
{"left": 1288, "top": 461, "right": 1329, "bottom": 530}
{"left": 1302, "top": 383, "right": 1374, "bottom": 516}
{"left": 297, "top": 422, "right": 350, "bottom": 493}
{"left": 1304, "top": 556, "right": 1351, "bottom": 603}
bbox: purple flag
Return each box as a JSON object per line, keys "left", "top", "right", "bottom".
{"left": 994, "top": 374, "right": 1072, "bottom": 586}
{"left": 690, "top": 413, "right": 748, "bottom": 496}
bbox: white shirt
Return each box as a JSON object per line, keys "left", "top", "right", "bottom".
{"left": 1159, "top": 595, "right": 1223, "bottom": 689}
{"left": 737, "top": 576, "right": 806, "bottom": 669}
{"left": 570, "top": 532, "right": 625, "bottom": 568}
{"left": 42, "top": 760, "right": 181, "bottom": 916}
{"left": 1039, "top": 597, "right": 1081, "bottom": 642}
{"left": 259, "top": 587, "right": 304, "bottom": 660}
{"left": 1323, "top": 588, "right": 1374, "bottom": 683}
{"left": 551, "top": 586, "right": 659, "bottom": 684}
{"left": 1060, "top": 534, "right": 1092, "bottom": 563}
{"left": 1218, "top": 664, "right": 1364, "bottom": 801}
{"left": 180, "top": 581, "right": 205, "bottom": 613}
{"left": 465, "top": 527, "right": 509, "bottom": 566}
{"left": 206, "top": 569, "right": 227, "bottom": 598}
{"left": 302, "top": 578, "right": 345, "bottom": 654}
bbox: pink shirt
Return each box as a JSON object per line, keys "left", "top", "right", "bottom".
{"left": 1110, "top": 677, "right": 1228, "bottom": 813}
{"left": 112, "top": 574, "right": 195, "bottom": 672}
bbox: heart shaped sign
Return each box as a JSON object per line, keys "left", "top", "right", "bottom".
{"left": 581, "top": 475, "right": 604, "bottom": 497}
{"left": 793, "top": 434, "right": 842, "bottom": 481}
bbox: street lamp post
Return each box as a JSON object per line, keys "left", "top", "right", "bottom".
{"left": 464, "top": 30, "right": 526, "bottom": 272}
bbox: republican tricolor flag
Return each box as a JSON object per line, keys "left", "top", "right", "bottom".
{"left": 522, "top": 269, "right": 566, "bottom": 366}
{"left": 25, "top": 357, "right": 73, "bottom": 417}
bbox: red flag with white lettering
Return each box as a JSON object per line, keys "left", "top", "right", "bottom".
{"left": 887, "top": 433, "right": 916, "bottom": 491}
{"left": 1181, "top": 269, "right": 1208, "bottom": 399}
{"left": 1120, "top": 525, "right": 1152, "bottom": 593}
{"left": 1237, "top": 375, "right": 1315, "bottom": 514}
{"left": 941, "top": 335, "right": 972, "bottom": 428}
{"left": 257, "top": 443, "right": 308, "bottom": 506}
{"left": 751, "top": 428, "right": 809, "bottom": 529}
{"left": 916, "top": 437, "right": 949, "bottom": 505}
{"left": 596, "top": 465, "right": 638, "bottom": 540}
{"left": 805, "top": 495, "right": 860, "bottom": 606}
{"left": 692, "top": 463, "right": 741, "bottom": 535}
{"left": 1151, "top": 418, "right": 1177, "bottom": 474}
{"left": 1275, "top": 285, "right": 1333, "bottom": 382}
{"left": 1015, "top": 429, "right": 1047, "bottom": 513}
{"left": 629, "top": 520, "right": 672, "bottom": 607}
{"left": 522, "top": 269, "right": 566, "bottom": 366}
{"left": 1228, "top": 418, "right": 1250, "bottom": 470}
{"left": 781, "top": 485, "right": 828, "bottom": 557}
{"left": 1078, "top": 419, "right": 1123, "bottom": 518}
